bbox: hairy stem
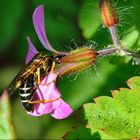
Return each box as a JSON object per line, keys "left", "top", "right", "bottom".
{"left": 122, "top": 49, "right": 140, "bottom": 59}
{"left": 97, "top": 47, "right": 118, "bottom": 56}
{"left": 109, "top": 26, "right": 122, "bottom": 49}
{"left": 109, "top": 26, "right": 140, "bottom": 63}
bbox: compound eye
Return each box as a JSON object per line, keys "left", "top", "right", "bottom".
{"left": 55, "top": 57, "right": 61, "bottom": 63}
{"left": 55, "top": 55, "right": 65, "bottom": 63}
{"left": 56, "top": 57, "right": 59, "bottom": 61}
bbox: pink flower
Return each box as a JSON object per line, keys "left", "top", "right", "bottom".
{"left": 25, "top": 5, "right": 72, "bottom": 119}
{"left": 28, "top": 72, "right": 72, "bottom": 119}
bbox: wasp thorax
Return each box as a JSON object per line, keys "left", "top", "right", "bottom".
{"left": 55, "top": 48, "right": 96, "bottom": 76}
{"left": 100, "top": 0, "right": 119, "bottom": 27}
{"left": 35, "top": 52, "right": 48, "bottom": 60}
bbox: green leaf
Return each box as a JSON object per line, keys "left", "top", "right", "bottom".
{"left": 79, "top": 0, "right": 101, "bottom": 39}
{"left": 0, "top": 0, "right": 24, "bottom": 50}
{"left": 66, "top": 76, "right": 140, "bottom": 139}
{"left": 64, "top": 123, "right": 115, "bottom": 139}
{"left": 84, "top": 76, "right": 140, "bottom": 138}
{"left": 127, "top": 76, "right": 140, "bottom": 91}
{"left": 64, "top": 124, "right": 101, "bottom": 139}
{"left": 0, "top": 90, "right": 16, "bottom": 139}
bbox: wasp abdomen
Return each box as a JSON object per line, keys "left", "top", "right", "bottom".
{"left": 19, "top": 75, "right": 34, "bottom": 112}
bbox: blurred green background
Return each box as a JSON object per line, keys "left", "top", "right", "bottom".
{"left": 0, "top": 0, "right": 140, "bottom": 139}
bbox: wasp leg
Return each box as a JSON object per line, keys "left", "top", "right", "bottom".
{"left": 36, "top": 61, "right": 55, "bottom": 86}
{"left": 50, "top": 61, "right": 55, "bottom": 73}
{"left": 37, "top": 67, "right": 41, "bottom": 84}
{"left": 40, "top": 80, "right": 55, "bottom": 86}
{"left": 28, "top": 96, "right": 61, "bottom": 104}
{"left": 39, "top": 61, "right": 56, "bottom": 86}
{"left": 33, "top": 80, "right": 55, "bottom": 91}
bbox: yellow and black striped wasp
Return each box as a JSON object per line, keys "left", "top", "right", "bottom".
{"left": 7, "top": 52, "right": 64, "bottom": 112}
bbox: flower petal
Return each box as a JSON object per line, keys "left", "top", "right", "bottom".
{"left": 28, "top": 72, "right": 73, "bottom": 118}
{"left": 33, "top": 5, "right": 57, "bottom": 53}
{"left": 29, "top": 73, "right": 61, "bottom": 116}
{"left": 26, "top": 37, "right": 38, "bottom": 64}
{"left": 51, "top": 99, "right": 73, "bottom": 119}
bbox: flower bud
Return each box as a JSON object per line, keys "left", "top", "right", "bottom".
{"left": 60, "top": 48, "right": 96, "bottom": 63}
{"left": 99, "top": 0, "right": 119, "bottom": 27}
{"left": 54, "top": 48, "right": 96, "bottom": 76}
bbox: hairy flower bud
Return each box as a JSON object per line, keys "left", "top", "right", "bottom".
{"left": 54, "top": 48, "right": 96, "bottom": 76}
{"left": 60, "top": 48, "right": 96, "bottom": 63}
{"left": 99, "top": 0, "right": 119, "bottom": 27}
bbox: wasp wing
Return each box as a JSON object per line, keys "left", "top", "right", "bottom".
{"left": 7, "top": 54, "right": 47, "bottom": 95}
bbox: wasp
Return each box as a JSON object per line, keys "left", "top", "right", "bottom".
{"left": 7, "top": 52, "right": 64, "bottom": 112}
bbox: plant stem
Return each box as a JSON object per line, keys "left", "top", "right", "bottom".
{"left": 122, "top": 48, "right": 140, "bottom": 59}
{"left": 97, "top": 47, "right": 118, "bottom": 56}
{"left": 109, "top": 26, "right": 122, "bottom": 50}
{"left": 109, "top": 26, "right": 140, "bottom": 63}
